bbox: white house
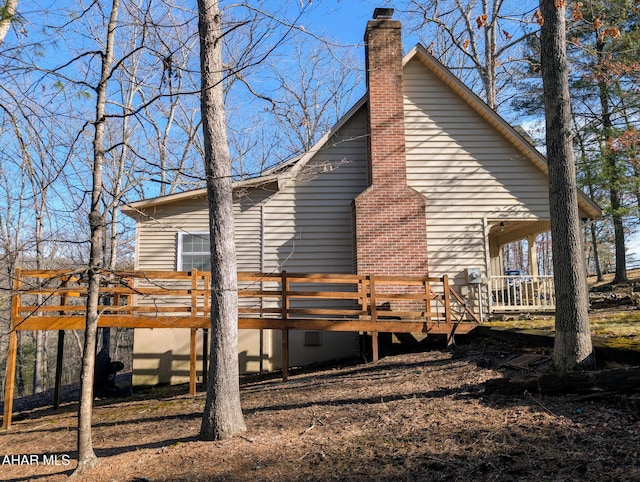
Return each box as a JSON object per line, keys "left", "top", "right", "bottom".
{"left": 122, "top": 10, "right": 600, "bottom": 385}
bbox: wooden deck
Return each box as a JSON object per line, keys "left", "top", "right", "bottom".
{"left": 2, "top": 269, "right": 479, "bottom": 429}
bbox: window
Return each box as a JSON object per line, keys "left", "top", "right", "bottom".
{"left": 177, "top": 232, "right": 211, "bottom": 271}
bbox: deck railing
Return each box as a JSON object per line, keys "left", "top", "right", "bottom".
{"left": 489, "top": 275, "right": 555, "bottom": 312}
{"left": 10, "top": 269, "right": 478, "bottom": 332}
{"left": 3, "top": 268, "right": 479, "bottom": 430}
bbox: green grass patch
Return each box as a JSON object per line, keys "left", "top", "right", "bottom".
{"left": 485, "top": 310, "right": 640, "bottom": 351}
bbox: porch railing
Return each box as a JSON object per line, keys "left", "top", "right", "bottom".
{"left": 489, "top": 275, "right": 555, "bottom": 312}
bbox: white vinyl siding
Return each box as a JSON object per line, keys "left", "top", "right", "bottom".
{"left": 259, "top": 109, "right": 368, "bottom": 367}
{"left": 403, "top": 58, "right": 550, "bottom": 283}
{"left": 262, "top": 108, "right": 369, "bottom": 274}
{"left": 134, "top": 189, "right": 271, "bottom": 272}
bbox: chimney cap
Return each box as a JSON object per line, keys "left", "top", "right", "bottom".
{"left": 372, "top": 7, "right": 394, "bottom": 19}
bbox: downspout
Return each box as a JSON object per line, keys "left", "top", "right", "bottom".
{"left": 482, "top": 217, "right": 491, "bottom": 321}
{"left": 259, "top": 204, "right": 265, "bottom": 373}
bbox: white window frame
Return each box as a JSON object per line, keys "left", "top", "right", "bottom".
{"left": 177, "top": 231, "right": 211, "bottom": 271}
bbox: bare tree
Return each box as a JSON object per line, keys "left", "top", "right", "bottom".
{"left": 198, "top": 0, "right": 246, "bottom": 441}
{"left": 0, "top": 84, "right": 66, "bottom": 396}
{"left": 540, "top": 0, "right": 594, "bottom": 372}
{"left": 197, "top": 0, "right": 322, "bottom": 439}
{"left": 73, "top": 0, "right": 121, "bottom": 473}
{"left": 574, "top": 116, "right": 605, "bottom": 281}
{"left": 264, "top": 39, "right": 362, "bottom": 157}
{"left": 400, "top": 0, "right": 538, "bottom": 111}
{"left": 139, "top": 5, "right": 204, "bottom": 196}
{"left": 0, "top": 126, "right": 26, "bottom": 396}
{"left": 23, "top": 129, "right": 54, "bottom": 394}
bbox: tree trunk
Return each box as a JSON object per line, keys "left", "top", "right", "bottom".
{"left": 540, "top": 0, "right": 594, "bottom": 372}
{"left": 633, "top": 158, "right": 640, "bottom": 221}
{"left": 590, "top": 221, "right": 603, "bottom": 281}
{"left": 0, "top": 0, "right": 17, "bottom": 44}
{"left": 482, "top": 0, "right": 498, "bottom": 110}
{"left": 596, "top": 36, "right": 628, "bottom": 284}
{"left": 73, "top": 0, "right": 121, "bottom": 474}
{"left": 32, "top": 184, "right": 45, "bottom": 393}
{"left": 16, "top": 332, "right": 25, "bottom": 397}
{"left": 574, "top": 114, "right": 603, "bottom": 282}
{"left": 33, "top": 331, "right": 45, "bottom": 393}
{"left": 75, "top": 267, "right": 100, "bottom": 473}
{"left": 198, "top": 0, "right": 246, "bottom": 440}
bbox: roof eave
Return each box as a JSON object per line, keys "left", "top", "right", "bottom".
{"left": 121, "top": 174, "right": 281, "bottom": 216}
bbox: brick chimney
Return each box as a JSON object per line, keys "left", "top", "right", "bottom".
{"left": 353, "top": 9, "right": 429, "bottom": 277}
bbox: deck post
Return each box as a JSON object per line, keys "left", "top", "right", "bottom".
{"left": 281, "top": 271, "right": 289, "bottom": 381}
{"left": 189, "top": 269, "right": 198, "bottom": 395}
{"left": 2, "top": 268, "right": 22, "bottom": 430}
{"left": 189, "top": 329, "right": 197, "bottom": 395}
{"left": 359, "top": 275, "right": 368, "bottom": 315}
{"left": 2, "top": 330, "right": 18, "bottom": 430}
{"left": 369, "top": 275, "right": 379, "bottom": 363}
{"left": 442, "top": 275, "right": 454, "bottom": 346}
{"left": 443, "top": 275, "right": 451, "bottom": 323}
{"left": 423, "top": 279, "right": 431, "bottom": 321}
{"left": 53, "top": 331, "right": 65, "bottom": 409}
{"left": 371, "top": 332, "right": 379, "bottom": 363}
{"left": 54, "top": 278, "right": 69, "bottom": 409}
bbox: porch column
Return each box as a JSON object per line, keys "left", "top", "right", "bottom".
{"left": 527, "top": 234, "right": 539, "bottom": 279}
{"left": 487, "top": 229, "right": 501, "bottom": 276}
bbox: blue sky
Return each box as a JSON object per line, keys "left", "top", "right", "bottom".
{"left": 303, "top": 0, "right": 378, "bottom": 44}
{"left": 299, "top": 1, "right": 423, "bottom": 58}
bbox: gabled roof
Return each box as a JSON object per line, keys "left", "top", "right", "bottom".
{"left": 123, "top": 43, "right": 601, "bottom": 220}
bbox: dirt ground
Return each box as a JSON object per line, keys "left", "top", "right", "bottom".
{"left": 1, "top": 337, "right": 639, "bottom": 482}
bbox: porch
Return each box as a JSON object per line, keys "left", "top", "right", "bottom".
{"left": 487, "top": 219, "right": 556, "bottom": 313}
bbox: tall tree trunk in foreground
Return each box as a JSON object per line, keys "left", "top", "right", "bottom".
{"left": 540, "top": 0, "right": 594, "bottom": 372}
{"left": 73, "top": 0, "right": 121, "bottom": 474}
{"left": 198, "top": 0, "right": 246, "bottom": 440}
